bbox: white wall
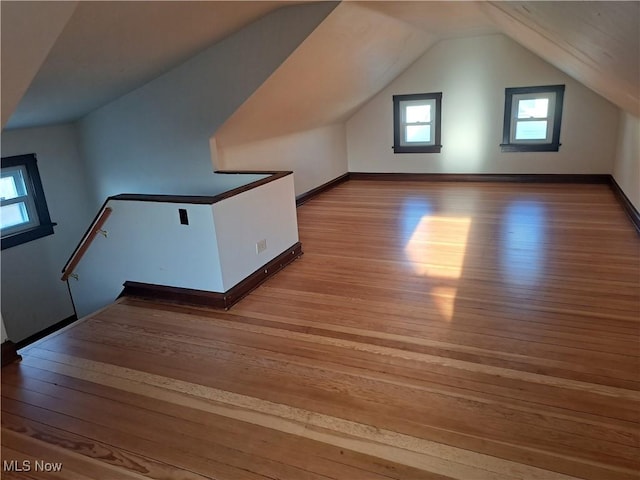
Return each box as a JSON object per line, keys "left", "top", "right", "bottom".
{"left": 217, "top": 124, "right": 348, "bottom": 196}
{"left": 1, "top": 124, "right": 94, "bottom": 342}
{"left": 213, "top": 174, "right": 299, "bottom": 290}
{"left": 613, "top": 111, "right": 640, "bottom": 211}
{"left": 70, "top": 200, "right": 222, "bottom": 318}
{"left": 78, "top": 3, "right": 336, "bottom": 208}
{"left": 347, "top": 34, "right": 619, "bottom": 174}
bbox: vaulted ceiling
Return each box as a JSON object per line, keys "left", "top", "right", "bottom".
{"left": 480, "top": 1, "right": 639, "bottom": 118}
{"left": 3, "top": 1, "right": 639, "bottom": 133}
{"left": 2, "top": 1, "right": 302, "bottom": 129}
{"left": 215, "top": 1, "right": 638, "bottom": 149}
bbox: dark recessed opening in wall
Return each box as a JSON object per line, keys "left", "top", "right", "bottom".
{"left": 179, "top": 208, "right": 189, "bottom": 225}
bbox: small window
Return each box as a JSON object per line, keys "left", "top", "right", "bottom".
{"left": 1, "top": 154, "right": 55, "bottom": 249}
{"left": 501, "top": 85, "right": 565, "bottom": 152}
{"left": 393, "top": 93, "right": 442, "bottom": 153}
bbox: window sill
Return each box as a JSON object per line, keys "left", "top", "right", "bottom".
{"left": 500, "top": 143, "right": 561, "bottom": 153}
{"left": 1, "top": 223, "right": 57, "bottom": 250}
{"left": 393, "top": 145, "right": 443, "bottom": 154}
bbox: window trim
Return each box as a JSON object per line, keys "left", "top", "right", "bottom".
{"left": 500, "top": 84, "right": 565, "bottom": 152}
{"left": 393, "top": 92, "right": 442, "bottom": 154}
{"left": 1, "top": 154, "right": 56, "bottom": 250}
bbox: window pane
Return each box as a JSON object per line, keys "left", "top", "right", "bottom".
{"left": 0, "top": 170, "right": 27, "bottom": 200}
{"left": 517, "top": 98, "right": 548, "bottom": 119}
{"left": 1, "top": 202, "right": 30, "bottom": 229}
{"left": 406, "top": 104, "right": 430, "bottom": 123}
{"left": 406, "top": 125, "right": 431, "bottom": 143}
{"left": 0, "top": 177, "right": 18, "bottom": 199}
{"left": 515, "top": 120, "right": 548, "bottom": 140}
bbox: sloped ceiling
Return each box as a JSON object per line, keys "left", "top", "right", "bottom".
{"left": 3, "top": 1, "right": 302, "bottom": 130}
{"left": 0, "top": 1, "right": 78, "bottom": 129}
{"left": 364, "top": 1, "right": 639, "bottom": 115}
{"left": 359, "top": 1, "right": 497, "bottom": 39}
{"left": 3, "top": 1, "right": 639, "bottom": 134}
{"left": 481, "top": 1, "right": 639, "bottom": 117}
{"left": 215, "top": 2, "right": 441, "bottom": 148}
{"left": 215, "top": 0, "right": 639, "bottom": 149}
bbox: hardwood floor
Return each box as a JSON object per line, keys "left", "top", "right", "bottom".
{"left": 2, "top": 180, "right": 639, "bottom": 480}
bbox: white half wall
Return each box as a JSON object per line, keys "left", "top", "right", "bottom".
{"left": 69, "top": 174, "right": 299, "bottom": 318}
{"left": 613, "top": 112, "right": 640, "bottom": 211}
{"left": 204, "top": 172, "right": 270, "bottom": 196}
{"left": 70, "top": 200, "right": 222, "bottom": 318}
{"left": 347, "top": 34, "right": 619, "bottom": 175}
{"left": 78, "top": 3, "right": 336, "bottom": 209}
{"left": 217, "top": 124, "right": 348, "bottom": 196}
{"left": 1, "top": 124, "right": 94, "bottom": 342}
{"left": 213, "top": 174, "right": 299, "bottom": 291}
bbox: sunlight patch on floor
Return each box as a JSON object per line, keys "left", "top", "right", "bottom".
{"left": 404, "top": 216, "right": 471, "bottom": 320}
{"left": 404, "top": 216, "right": 471, "bottom": 278}
{"left": 428, "top": 286, "right": 459, "bottom": 320}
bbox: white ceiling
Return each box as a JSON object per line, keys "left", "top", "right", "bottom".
{"left": 216, "top": 0, "right": 639, "bottom": 148}
{"left": 481, "top": 1, "right": 639, "bottom": 117}
{"left": 215, "top": 2, "right": 441, "bottom": 147}
{"left": 3, "top": 1, "right": 639, "bottom": 133}
{"left": 2, "top": 1, "right": 299, "bottom": 129}
{"left": 1, "top": 1, "right": 78, "bottom": 129}
{"left": 359, "top": 1, "right": 497, "bottom": 39}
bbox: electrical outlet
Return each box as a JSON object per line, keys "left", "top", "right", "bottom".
{"left": 256, "top": 239, "right": 267, "bottom": 254}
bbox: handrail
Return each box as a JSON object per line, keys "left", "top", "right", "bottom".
{"left": 61, "top": 207, "right": 112, "bottom": 281}
{"left": 60, "top": 171, "right": 291, "bottom": 282}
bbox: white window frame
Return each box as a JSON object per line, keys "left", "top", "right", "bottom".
{"left": 1, "top": 165, "right": 40, "bottom": 236}
{"left": 399, "top": 98, "right": 436, "bottom": 147}
{"left": 510, "top": 92, "right": 556, "bottom": 144}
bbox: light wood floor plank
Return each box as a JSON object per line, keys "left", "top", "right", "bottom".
{"left": 3, "top": 365, "right": 447, "bottom": 480}
{"left": 2, "top": 181, "right": 638, "bottom": 479}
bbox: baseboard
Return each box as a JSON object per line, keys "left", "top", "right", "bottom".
{"left": 1, "top": 341, "right": 21, "bottom": 367}
{"left": 296, "top": 173, "right": 350, "bottom": 206}
{"left": 349, "top": 173, "right": 611, "bottom": 183}
{"left": 122, "top": 242, "right": 303, "bottom": 309}
{"left": 348, "top": 172, "right": 638, "bottom": 232}
{"left": 608, "top": 176, "right": 640, "bottom": 234}
{"left": 14, "top": 314, "right": 79, "bottom": 350}
{"left": 223, "top": 242, "right": 303, "bottom": 306}
{"left": 295, "top": 172, "right": 611, "bottom": 206}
